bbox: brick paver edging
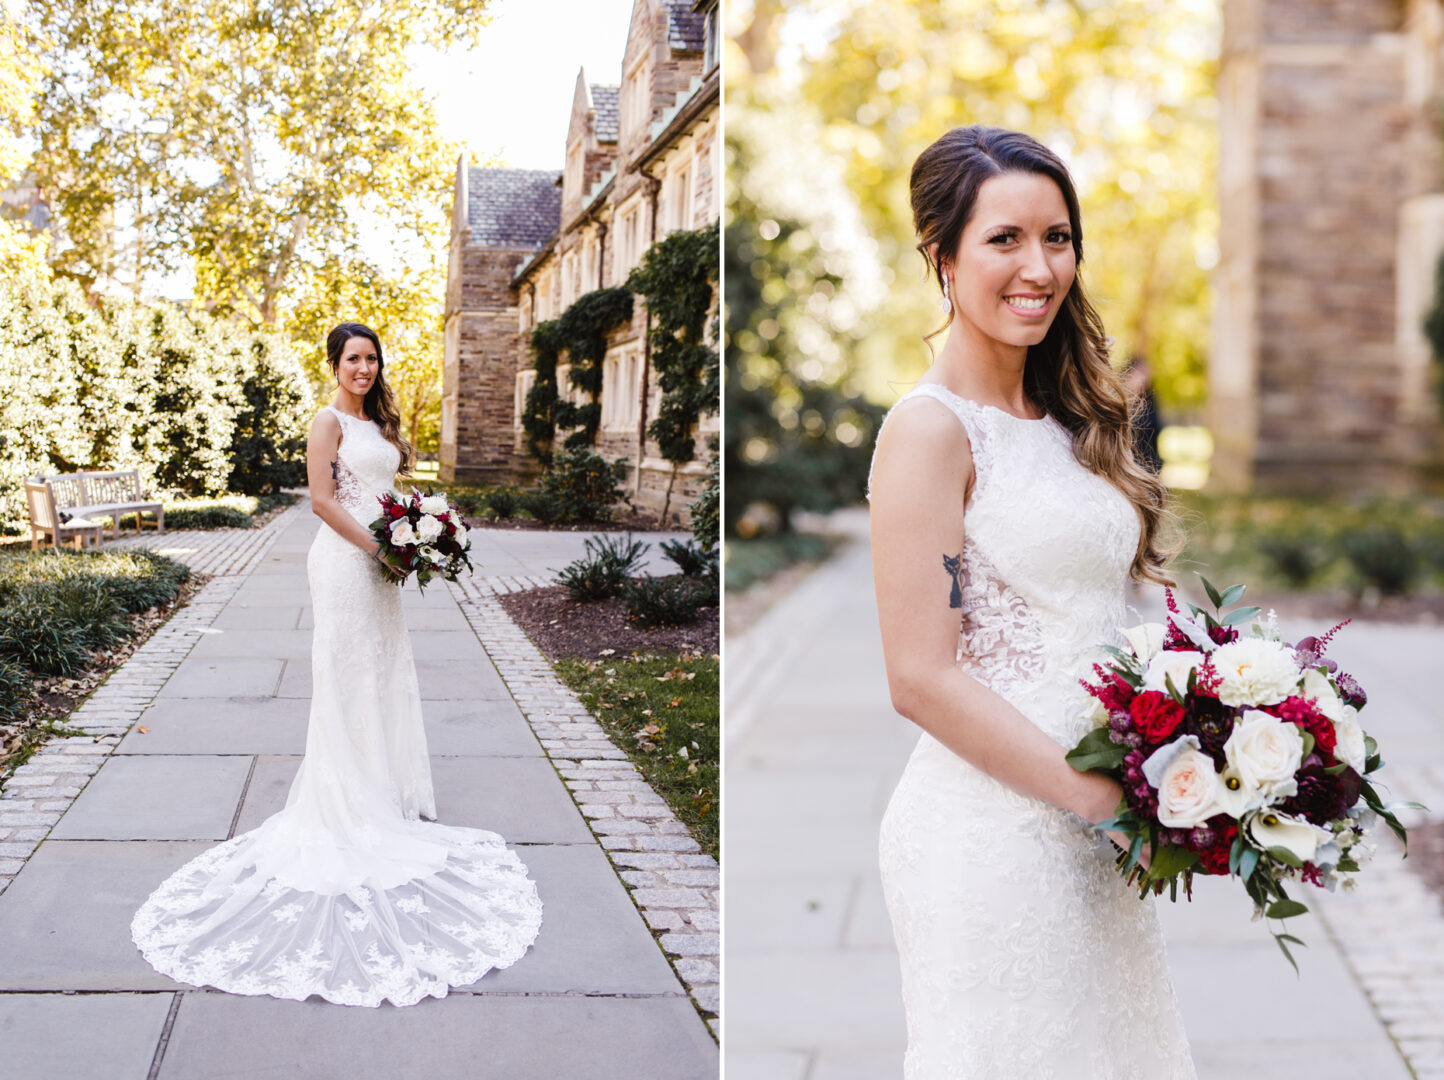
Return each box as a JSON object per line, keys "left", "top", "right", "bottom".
{"left": 448, "top": 572, "right": 721, "bottom": 1037}
{"left": 0, "top": 500, "right": 309, "bottom": 895}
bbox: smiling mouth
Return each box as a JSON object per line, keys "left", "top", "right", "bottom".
{"left": 1004, "top": 295, "right": 1050, "bottom": 315}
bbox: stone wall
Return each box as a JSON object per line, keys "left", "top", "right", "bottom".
{"left": 1212, "top": 0, "right": 1444, "bottom": 493}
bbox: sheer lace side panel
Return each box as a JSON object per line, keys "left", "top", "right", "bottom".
{"left": 954, "top": 535, "right": 1050, "bottom": 693}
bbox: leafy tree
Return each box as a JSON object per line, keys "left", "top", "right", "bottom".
{"left": 727, "top": 0, "right": 1218, "bottom": 414}
{"left": 25, "top": 0, "right": 491, "bottom": 326}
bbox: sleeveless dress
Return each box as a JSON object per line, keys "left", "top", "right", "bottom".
{"left": 871, "top": 384, "right": 1196, "bottom": 1078}
{"left": 131, "top": 405, "right": 543, "bottom": 1007}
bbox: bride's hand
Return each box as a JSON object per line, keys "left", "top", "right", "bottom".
{"left": 1076, "top": 774, "right": 1151, "bottom": 871}
{"left": 371, "top": 544, "right": 406, "bottom": 578}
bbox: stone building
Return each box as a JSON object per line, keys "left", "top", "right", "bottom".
{"left": 441, "top": 0, "right": 720, "bottom": 520}
{"left": 1211, "top": 0, "right": 1444, "bottom": 492}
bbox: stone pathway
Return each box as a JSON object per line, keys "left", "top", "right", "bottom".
{"left": 725, "top": 508, "right": 1444, "bottom": 1080}
{"left": 0, "top": 502, "right": 716, "bottom": 1078}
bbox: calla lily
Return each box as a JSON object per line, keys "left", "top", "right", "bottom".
{"left": 1248, "top": 810, "right": 1330, "bottom": 863}
{"left": 1215, "top": 762, "right": 1265, "bottom": 819}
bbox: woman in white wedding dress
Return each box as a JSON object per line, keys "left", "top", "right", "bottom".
{"left": 868, "top": 127, "right": 1196, "bottom": 1077}
{"left": 132, "top": 322, "right": 542, "bottom": 1007}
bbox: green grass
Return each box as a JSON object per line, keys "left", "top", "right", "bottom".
{"left": 555, "top": 653, "right": 719, "bottom": 860}
{"left": 724, "top": 532, "right": 840, "bottom": 592}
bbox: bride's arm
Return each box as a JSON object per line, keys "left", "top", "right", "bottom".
{"left": 306, "top": 411, "right": 390, "bottom": 560}
{"left": 869, "top": 398, "right": 1123, "bottom": 826}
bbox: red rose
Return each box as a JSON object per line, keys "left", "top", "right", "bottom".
{"left": 1197, "top": 844, "right": 1231, "bottom": 875}
{"left": 387, "top": 503, "right": 406, "bottom": 521}
{"left": 1129, "top": 691, "right": 1186, "bottom": 743}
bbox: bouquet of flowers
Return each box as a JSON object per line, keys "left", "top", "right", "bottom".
{"left": 1067, "top": 576, "right": 1422, "bottom": 969}
{"left": 368, "top": 489, "right": 473, "bottom": 593}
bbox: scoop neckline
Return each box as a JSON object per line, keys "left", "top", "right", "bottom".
{"left": 912, "top": 382, "right": 1049, "bottom": 423}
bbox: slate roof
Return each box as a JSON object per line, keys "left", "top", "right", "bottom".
{"left": 466, "top": 167, "right": 562, "bottom": 248}
{"left": 591, "top": 84, "right": 620, "bottom": 143}
{"left": 663, "top": 0, "right": 706, "bottom": 52}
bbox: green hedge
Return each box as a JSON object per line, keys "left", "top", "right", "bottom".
{"left": 0, "top": 273, "right": 314, "bottom": 534}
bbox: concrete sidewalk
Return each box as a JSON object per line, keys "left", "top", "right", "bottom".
{"left": 724, "top": 510, "right": 1444, "bottom": 1080}
{"left": 0, "top": 507, "right": 715, "bottom": 1079}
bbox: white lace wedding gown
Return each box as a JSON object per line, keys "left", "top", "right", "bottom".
{"left": 132, "top": 405, "right": 543, "bottom": 1007}
{"left": 872, "top": 384, "right": 1196, "bottom": 1078}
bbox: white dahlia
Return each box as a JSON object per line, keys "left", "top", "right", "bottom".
{"left": 1210, "top": 637, "right": 1301, "bottom": 707}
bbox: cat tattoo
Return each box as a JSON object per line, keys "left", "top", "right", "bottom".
{"left": 942, "top": 554, "right": 963, "bottom": 609}
{"left": 330, "top": 460, "right": 340, "bottom": 482}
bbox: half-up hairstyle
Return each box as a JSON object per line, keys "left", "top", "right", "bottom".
{"left": 325, "top": 322, "right": 415, "bottom": 475}
{"left": 909, "top": 124, "right": 1178, "bottom": 585}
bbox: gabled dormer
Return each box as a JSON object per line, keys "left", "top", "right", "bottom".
{"left": 618, "top": 0, "right": 705, "bottom": 163}
{"left": 561, "top": 69, "right": 622, "bottom": 227}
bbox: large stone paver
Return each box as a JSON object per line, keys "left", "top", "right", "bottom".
{"left": 0, "top": 509, "right": 714, "bottom": 1076}
{"left": 725, "top": 511, "right": 1428, "bottom": 1079}
{"left": 0, "top": 992, "right": 174, "bottom": 1080}
{"left": 156, "top": 993, "right": 716, "bottom": 1080}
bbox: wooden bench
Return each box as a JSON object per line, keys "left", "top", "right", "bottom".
{"left": 25, "top": 481, "right": 105, "bottom": 550}
{"left": 28, "top": 470, "right": 165, "bottom": 546}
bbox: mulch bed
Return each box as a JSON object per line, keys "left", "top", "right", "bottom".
{"left": 497, "top": 583, "right": 719, "bottom": 662}
{"left": 463, "top": 511, "right": 679, "bottom": 534}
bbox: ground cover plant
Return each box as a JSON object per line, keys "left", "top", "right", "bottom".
{"left": 0, "top": 547, "right": 192, "bottom": 786}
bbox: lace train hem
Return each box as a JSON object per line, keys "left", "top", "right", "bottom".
{"left": 131, "top": 822, "right": 543, "bottom": 1009}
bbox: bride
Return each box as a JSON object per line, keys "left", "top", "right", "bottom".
{"left": 868, "top": 126, "right": 1196, "bottom": 1076}
{"left": 131, "top": 322, "right": 543, "bottom": 1007}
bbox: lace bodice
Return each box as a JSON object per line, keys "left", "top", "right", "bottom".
{"left": 327, "top": 405, "right": 400, "bottom": 522}
{"left": 869, "top": 383, "right": 1139, "bottom": 743}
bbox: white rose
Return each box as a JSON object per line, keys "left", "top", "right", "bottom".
{"left": 1333, "top": 705, "right": 1367, "bottom": 773}
{"left": 1248, "top": 810, "right": 1331, "bottom": 864}
{"left": 415, "top": 514, "right": 443, "bottom": 542}
{"left": 1211, "top": 638, "right": 1301, "bottom": 707}
{"left": 1300, "top": 668, "right": 1343, "bottom": 723}
{"left": 1142, "top": 736, "right": 1223, "bottom": 828}
{"left": 389, "top": 518, "right": 417, "bottom": 546}
{"left": 1120, "top": 622, "right": 1167, "bottom": 663}
{"left": 418, "top": 494, "right": 449, "bottom": 516}
{"left": 1224, "top": 710, "right": 1303, "bottom": 801}
{"left": 1080, "top": 696, "right": 1109, "bottom": 728}
{"left": 1141, "top": 649, "right": 1204, "bottom": 697}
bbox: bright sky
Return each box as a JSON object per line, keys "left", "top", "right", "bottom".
{"left": 408, "top": 0, "right": 638, "bottom": 170}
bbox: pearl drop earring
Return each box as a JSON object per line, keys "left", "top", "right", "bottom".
{"left": 940, "top": 276, "right": 952, "bottom": 316}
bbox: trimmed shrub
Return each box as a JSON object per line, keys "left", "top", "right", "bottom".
{"left": 623, "top": 575, "right": 705, "bottom": 627}
{"left": 1340, "top": 524, "right": 1420, "bottom": 596}
{"left": 661, "top": 538, "right": 715, "bottom": 578}
{"left": 485, "top": 486, "right": 522, "bottom": 519}
{"left": 555, "top": 534, "right": 650, "bottom": 601}
{"left": 518, "top": 490, "right": 563, "bottom": 525}
{"left": 539, "top": 447, "right": 628, "bottom": 523}
{"left": 1256, "top": 529, "right": 1329, "bottom": 589}
{"left": 225, "top": 333, "right": 313, "bottom": 495}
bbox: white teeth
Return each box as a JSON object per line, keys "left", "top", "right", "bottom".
{"left": 1005, "top": 296, "right": 1047, "bottom": 310}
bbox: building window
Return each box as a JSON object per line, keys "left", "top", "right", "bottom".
{"left": 515, "top": 368, "right": 537, "bottom": 429}
{"left": 704, "top": 7, "right": 718, "bottom": 73}
{"left": 582, "top": 233, "right": 597, "bottom": 293}
{"left": 616, "top": 202, "right": 646, "bottom": 277}
{"left": 670, "top": 162, "right": 692, "bottom": 233}
{"left": 622, "top": 56, "right": 648, "bottom": 142}
{"left": 603, "top": 348, "right": 642, "bottom": 432}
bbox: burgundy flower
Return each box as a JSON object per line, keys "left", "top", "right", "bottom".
{"left": 1208, "top": 623, "right": 1240, "bottom": 646}
{"left": 1336, "top": 672, "right": 1367, "bottom": 709}
{"left": 1130, "top": 691, "right": 1186, "bottom": 744}
{"left": 1268, "top": 695, "right": 1336, "bottom": 757}
{"left": 1197, "top": 845, "right": 1232, "bottom": 875}
{"left": 1086, "top": 670, "right": 1136, "bottom": 713}
{"left": 1280, "top": 761, "right": 1348, "bottom": 825}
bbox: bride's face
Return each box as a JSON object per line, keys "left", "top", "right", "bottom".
{"left": 337, "top": 335, "right": 380, "bottom": 397}
{"left": 944, "top": 171, "right": 1076, "bottom": 351}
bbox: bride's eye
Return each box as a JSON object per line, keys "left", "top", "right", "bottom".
{"left": 1049, "top": 230, "right": 1072, "bottom": 244}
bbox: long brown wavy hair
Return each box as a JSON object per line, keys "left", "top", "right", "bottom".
{"left": 909, "top": 124, "right": 1178, "bottom": 585}
{"left": 325, "top": 322, "right": 415, "bottom": 475}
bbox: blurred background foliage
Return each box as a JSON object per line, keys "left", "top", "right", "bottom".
{"left": 725, "top": 0, "right": 1220, "bottom": 587}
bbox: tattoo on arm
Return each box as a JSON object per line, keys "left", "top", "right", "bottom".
{"left": 942, "top": 554, "right": 963, "bottom": 608}
{"left": 330, "top": 460, "right": 340, "bottom": 482}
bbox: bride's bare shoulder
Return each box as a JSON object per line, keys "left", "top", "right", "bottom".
{"left": 309, "top": 406, "right": 342, "bottom": 441}
{"left": 873, "top": 393, "right": 972, "bottom": 471}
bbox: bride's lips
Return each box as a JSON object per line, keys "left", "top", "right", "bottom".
{"left": 1003, "top": 293, "right": 1051, "bottom": 318}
